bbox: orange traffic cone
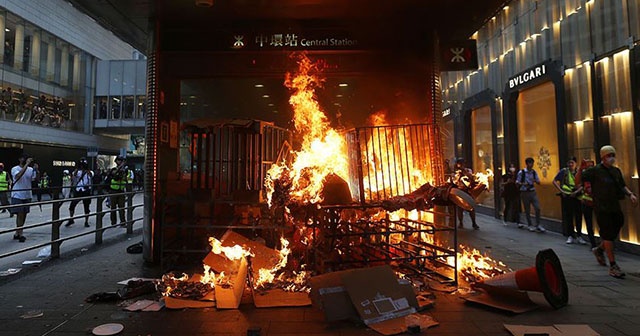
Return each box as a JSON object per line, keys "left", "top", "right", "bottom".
{"left": 473, "top": 249, "right": 568, "bottom": 309}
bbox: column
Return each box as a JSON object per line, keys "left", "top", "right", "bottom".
{"left": 30, "top": 30, "right": 41, "bottom": 76}
{"left": 0, "top": 15, "right": 5, "bottom": 65}
{"left": 13, "top": 23, "right": 23, "bottom": 70}
{"left": 72, "top": 51, "right": 81, "bottom": 91}
{"left": 46, "top": 43, "right": 55, "bottom": 81}
{"left": 60, "top": 44, "right": 69, "bottom": 86}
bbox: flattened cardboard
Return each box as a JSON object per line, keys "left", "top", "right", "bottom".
{"left": 309, "top": 271, "right": 359, "bottom": 322}
{"left": 214, "top": 257, "right": 248, "bottom": 309}
{"left": 464, "top": 285, "right": 539, "bottom": 314}
{"left": 505, "top": 324, "right": 600, "bottom": 336}
{"left": 369, "top": 313, "right": 439, "bottom": 336}
{"left": 341, "top": 265, "right": 416, "bottom": 326}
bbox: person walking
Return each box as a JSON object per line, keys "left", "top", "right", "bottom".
{"left": 108, "top": 155, "right": 129, "bottom": 226}
{"left": 66, "top": 158, "right": 93, "bottom": 227}
{"left": 0, "top": 162, "right": 12, "bottom": 215}
{"left": 501, "top": 162, "right": 521, "bottom": 226}
{"left": 581, "top": 145, "right": 638, "bottom": 278}
{"left": 516, "top": 157, "right": 545, "bottom": 232}
{"left": 575, "top": 159, "right": 597, "bottom": 249}
{"left": 452, "top": 158, "right": 480, "bottom": 230}
{"left": 553, "top": 157, "right": 586, "bottom": 245}
{"left": 10, "top": 153, "right": 37, "bottom": 242}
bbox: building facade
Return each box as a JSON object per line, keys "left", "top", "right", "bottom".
{"left": 441, "top": 0, "right": 640, "bottom": 250}
{"left": 0, "top": 0, "right": 141, "bottom": 185}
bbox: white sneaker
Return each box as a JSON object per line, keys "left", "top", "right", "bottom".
{"left": 518, "top": 223, "right": 527, "bottom": 229}
{"left": 528, "top": 226, "right": 537, "bottom": 232}
{"left": 566, "top": 236, "right": 575, "bottom": 244}
{"left": 536, "top": 226, "right": 546, "bottom": 233}
{"left": 576, "top": 236, "right": 588, "bottom": 245}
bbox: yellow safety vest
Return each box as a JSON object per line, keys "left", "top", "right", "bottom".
{"left": 0, "top": 171, "right": 8, "bottom": 191}
{"left": 40, "top": 178, "right": 49, "bottom": 188}
{"left": 561, "top": 169, "right": 575, "bottom": 193}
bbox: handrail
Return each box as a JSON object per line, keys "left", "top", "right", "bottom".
{"left": 0, "top": 189, "right": 144, "bottom": 261}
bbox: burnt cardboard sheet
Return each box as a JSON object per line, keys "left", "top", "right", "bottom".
{"left": 309, "top": 271, "right": 359, "bottom": 322}
{"left": 463, "top": 285, "right": 539, "bottom": 314}
{"left": 369, "top": 313, "right": 439, "bottom": 336}
{"left": 341, "top": 265, "right": 416, "bottom": 326}
{"left": 504, "top": 324, "right": 600, "bottom": 336}
{"left": 214, "top": 257, "right": 248, "bottom": 309}
{"left": 163, "top": 296, "right": 215, "bottom": 309}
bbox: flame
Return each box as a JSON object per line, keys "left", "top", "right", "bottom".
{"left": 362, "top": 112, "right": 431, "bottom": 200}
{"left": 208, "top": 237, "right": 255, "bottom": 260}
{"left": 254, "top": 237, "right": 292, "bottom": 288}
{"left": 474, "top": 169, "right": 494, "bottom": 188}
{"left": 451, "top": 244, "right": 509, "bottom": 283}
{"left": 265, "top": 53, "right": 349, "bottom": 206}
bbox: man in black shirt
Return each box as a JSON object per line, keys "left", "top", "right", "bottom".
{"left": 581, "top": 145, "right": 637, "bottom": 278}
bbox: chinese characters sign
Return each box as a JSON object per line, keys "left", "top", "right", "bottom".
{"left": 231, "top": 32, "right": 358, "bottom": 50}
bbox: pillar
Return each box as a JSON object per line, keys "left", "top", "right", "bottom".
{"left": 60, "top": 44, "right": 69, "bottom": 86}
{"left": 30, "top": 30, "right": 41, "bottom": 76}
{"left": 13, "top": 23, "right": 23, "bottom": 70}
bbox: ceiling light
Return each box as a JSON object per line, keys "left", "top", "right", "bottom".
{"left": 338, "top": 83, "right": 348, "bottom": 87}
{"left": 4, "top": 28, "right": 9, "bottom": 32}
{"left": 336, "top": 94, "right": 343, "bottom": 98}
{"left": 262, "top": 94, "right": 270, "bottom": 98}
{"left": 268, "top": 103, "right": 274, "bottom": 106}
{"left": 254, "top": 84, "right": 264, "bottom": 88}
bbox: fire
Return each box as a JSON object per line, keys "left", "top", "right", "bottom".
{"left": 208, "top": 237, "right": 255, "bottom": 260}
{"left": 254, "top": 237, "right": 292, "bottom": 288}
{"left": 362, "top": 112, "right": 431, "bottom": 200}
{"left": 453, "top": 244, "right": 509, "bottom": 283}
{"left": 265, "top": 53, "right": 350, "bottom": 206}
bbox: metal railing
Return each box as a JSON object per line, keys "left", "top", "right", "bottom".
{"left": 0, "top": 186, "right": 144, "bottom": 261}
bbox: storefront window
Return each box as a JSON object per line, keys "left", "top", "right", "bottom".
{"left": 95, "top": 96, "right": 108, "bottom": 119}
{"left": 596, "top": 50, "right": 639, "bottom": 243}
{"left": 110, "top": 96, "right": 121, "bottom": 119}
{"left": 565, "top": 63, "right": 594, "bottom": 160}
{"left": 123, "top": 95, "right": 134, "bottom": 119}
{"left": 516, "top": 81, "right": 561, "bottom": 220}
{"left": 441, "top": 118, "right": 455, "bottom": 180}
{"left": 136, "top": 95, "right": 146, "bottom": 119}
{"left": 471, "top": 105, "right": 494, "bottom": 208}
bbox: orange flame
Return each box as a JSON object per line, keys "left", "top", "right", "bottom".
{"left": 208, "top": 237, "right": 255, "bottom": 260}
{"left": 265, "top": 53, "right": 350, "bottom": 206}
{"left": 450, "top": 244, "right": 509, "bottom": 283}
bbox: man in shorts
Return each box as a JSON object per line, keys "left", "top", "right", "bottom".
{"left": 581, "top": 145, "right": 638, "bottom": 278}
{"left": 10, "top": 153, "right": 38, "bottom": 242}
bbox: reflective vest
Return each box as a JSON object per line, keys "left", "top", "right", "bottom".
{"left": 0, "top": 171, "right": 8, "bottom": 191}
{"left": 39, "top": 177, "right": 49, "bottom": 188}
{"left": 561, "top": 168, "right": 576, "bottom": 193}
{"left": 62, "top": 175, "right": 71, "bottom": 185}
{"left": 110, "top": 176, "right": 126, "bottom": 191}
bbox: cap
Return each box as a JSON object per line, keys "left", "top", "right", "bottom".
{"left": 63, "top": 169, "right": 69, "bottom": 174}
{"left": 600, "top": 145, "right": 616, "bottom": 158}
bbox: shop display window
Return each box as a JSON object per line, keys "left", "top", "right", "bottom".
{"left": 516, "top": 81, "right": 561, "bottom": 220}
{"left": 471, "top": 105, "right": 494, "bottom": 208}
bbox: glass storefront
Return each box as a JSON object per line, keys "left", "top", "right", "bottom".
{"left": 516, "top": 81, "right": 561, "bottom": 220}
{"left": 596, "top": 50, "right": 640, "bottom": 243}
{"left": 0, "top": 9, "right": 92, "bottom": 132}
{"left": 93, "top": 60, "right": 147, "bottom": 121}
{"left": 470, "top": 105, "right": 494, "bottom": 208}
{"left": 441, "top": 117, "right": 455, "bottom": 176}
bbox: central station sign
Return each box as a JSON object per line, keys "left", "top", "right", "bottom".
{"left": 230, "top": 32, "right": 358, "bottom": 51}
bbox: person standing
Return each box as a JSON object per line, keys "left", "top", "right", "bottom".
{"left": 61, "top": 170, "right": 72, "bottom": 199}
{"left": 452, "top": 158, "right": 480, "bottom": 230}
{"left": 581, "top": 145, "right": 637, "bottom": 278}
{"left": 576, "top": 159, "right": 597, "bottom": 249}
{"left": 10, "top": 153, "right": 37, "bottom": 242}
{"left": 0, "top": 162, "right": 12, "bottom": 215}
{"left": 66, "top": 158, "right": 93, "bottom": 227}
{"left": 31, "top": 162, "right": 42, "bottom": 210}
{"left": 516, "top": 157, "right": 545, "bottom": 232}
{"left": 108, "top": 156, "right": 129, "bottom": 226}
{"left": 553, "top": 157, "right": 586, "bottom": 245}
{"left": 501, "top": 163, "right": 521, "bottom": 226}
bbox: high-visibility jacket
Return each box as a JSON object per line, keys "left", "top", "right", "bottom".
{"left": 39, "top": 177, "right": 49, "bottom": 188}
{"left": 561, "top": 168, "right": 576, "bottom": 193}
{"left": 0, "top": 171, "right": 9, "bottom": 191}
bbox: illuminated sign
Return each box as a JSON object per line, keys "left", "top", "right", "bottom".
{"left": 440, "top": 40, "right": 478, "bottom": 71}
{"left": 53, "top": 160, "right": 76, "bottom": 167}
{"left": 442, "top": 107, "right": 451, "bottom": 118}
{"left": 508, "top": 64, "right": 546, "bottom": 89}
{"left": 231, "top": 33, "right": 358, "bottom": 50}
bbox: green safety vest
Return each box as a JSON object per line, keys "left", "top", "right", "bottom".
{"left": 110, "top": 177, "right": 126, "bottom": 191}
{"left": 40, "top": 178, "right": 49, "bottom": 188}
{"left": 561, "top": 169, "right": 576, "bottom": 193}
{"left": 0, "top": 171, "right": 8, "bottom": 191}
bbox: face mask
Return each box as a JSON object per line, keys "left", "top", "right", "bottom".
{"left": 509, "top": 167, "right": 516, "bottom": 173}
{"left": 606, "top": 157, "right": 616, "bottom": 165}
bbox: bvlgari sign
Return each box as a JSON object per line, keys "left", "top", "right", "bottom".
{"left": 508, "top": 64, "right": 547, "bottom": 89}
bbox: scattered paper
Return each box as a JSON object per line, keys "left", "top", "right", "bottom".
{"left": 22, "top": 260, "right": 42, "bottom": 266}
{"left": 20, "top": 310, "right": 44, "bottom": 319}
{"left": 37, "top": 246, "right": 51, "bottom": 258}
{"left": 117, "top": 277, "right": 159, "bottom": 285}
{"left": 124, "top": 300, "right": 156, "bottom": 311}
{"left": 0, "top": 268, "right": 21, "bottom": 276}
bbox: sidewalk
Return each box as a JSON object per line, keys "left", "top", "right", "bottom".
{"left": 0, "top": 213, "right": 639, "bottom": 336}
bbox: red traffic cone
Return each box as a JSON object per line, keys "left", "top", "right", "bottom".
{"left": 473, "top": 249, "right": 568, "bottom": 309}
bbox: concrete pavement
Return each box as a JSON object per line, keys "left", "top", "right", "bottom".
{"left": 0, "top": 212, "right": 639, "bottom": 336}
